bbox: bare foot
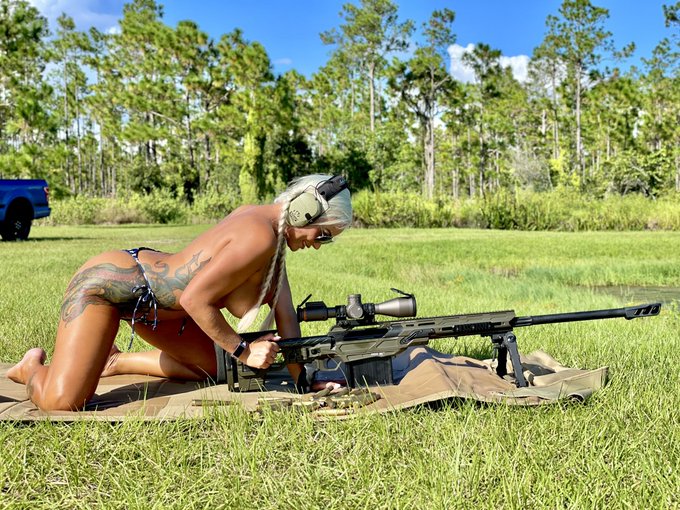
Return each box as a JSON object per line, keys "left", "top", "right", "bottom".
{"left": 7, "top": 348, "right": 46, "bottom": 384}
{"left": 100, "top": 344, "right": 121, "bottom": 377}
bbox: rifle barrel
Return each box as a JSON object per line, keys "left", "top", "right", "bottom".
{"left": 512, "top": 303, "right": 661, "bottom": 327}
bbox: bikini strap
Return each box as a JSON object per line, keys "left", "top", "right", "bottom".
{"left": 124, "top": 247, "right": 160, "bottom": 350}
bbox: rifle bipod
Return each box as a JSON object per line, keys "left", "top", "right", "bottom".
{"left": 491, "top": 331, "right": 528, "bottom": 387}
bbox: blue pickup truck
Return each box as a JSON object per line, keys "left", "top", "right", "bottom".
{"left": 0, "top": 179, "right": 51, "bottom": 241}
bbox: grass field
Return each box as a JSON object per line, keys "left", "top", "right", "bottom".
{"left": 1, "top": 225, "right": 679, "bottom": 509}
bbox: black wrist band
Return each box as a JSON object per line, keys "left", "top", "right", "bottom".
{"left": 231, "top": 339, "right": 248, "bottom": 360}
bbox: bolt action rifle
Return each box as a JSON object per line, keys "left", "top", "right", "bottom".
{"left": 215, "top": 290, "right": 661, "bottom": 392}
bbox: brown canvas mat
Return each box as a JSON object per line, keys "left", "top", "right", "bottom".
{"left": 0, "top": 347, "right": 608, "bottom": 421}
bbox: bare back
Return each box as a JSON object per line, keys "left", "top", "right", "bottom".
{"left": 141, "top": 204, "right": 279, "bottom": 319}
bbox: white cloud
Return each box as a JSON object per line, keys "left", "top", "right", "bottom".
{"left": 500, "top": 54, "right": 530, "bottom": 83}
{"left": 448, "top": 43, "right": 477, "bottom": 83}
{"left": 448, "top": 43, "right": 530, "bottom": 84}
{"left": 27, "top": 0, "right": 122, "bottom": 33}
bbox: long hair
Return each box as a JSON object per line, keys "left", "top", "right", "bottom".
{"left": 236, "top": 175, "right": 352, "bottom": 333}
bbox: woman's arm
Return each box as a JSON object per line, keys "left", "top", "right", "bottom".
{"left": 179, "top": 220, "right": 280, "bottom": 369}
{"left": 273, "top": 269, "right": 305, "bottom": 383}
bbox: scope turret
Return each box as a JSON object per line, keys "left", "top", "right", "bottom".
{"left": 297, "top": 289, "right": 417, "bottom": 324}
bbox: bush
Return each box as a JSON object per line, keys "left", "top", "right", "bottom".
{"left": 97, "top": 198, "right": 151, "bottom": 224}
{"left": 39, "top": 189, "right": 680, "bottom": 231}
{"left": 43, "top": 193, "right": 186, "bottom": 225}
{"left": 352, "top": 190, "right": 477, "bottom": 228}
{"left": 46, "top": 196, "right": 110, "bottom": 225}
{"left": 480, "top": 189, "right": 572, "bottom": 230}
{"left": 128, "top": 190, "right": 188, "bottom": 224}
{"left": 353, "top": 189, "right": 680, "bottom": 231}
{"left": 41, "top": 190, "right": 242, "bottom": 226}
{"left": 192, "top": 188, "right": 240, "bottom": 222}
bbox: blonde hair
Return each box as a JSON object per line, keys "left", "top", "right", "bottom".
{"left": 236, "top": 174, "right": 352, "bottom": 333}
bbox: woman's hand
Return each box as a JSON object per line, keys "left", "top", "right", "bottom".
{"left": 241, "top": 333, "right": 281, "bottom": 369}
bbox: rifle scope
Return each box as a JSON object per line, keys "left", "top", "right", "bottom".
{"left": 297, "top": 288, "right": 417, "bottom": 323}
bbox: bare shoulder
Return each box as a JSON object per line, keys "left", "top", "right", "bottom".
{"left": 215, "top": 207, "right": 277, "bottom": 255}
{"left": 229, "top": 214, "right": 277, "bottom": 249}
{"left": 205, "top": 213, "right": 278, "bottom": 279}
{"left": 179, "top": 205, "right": 277, "bottom": 265}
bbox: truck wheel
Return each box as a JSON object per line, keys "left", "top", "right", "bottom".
{"left": 0, "top": 206, "right": 32, "bottom": 241}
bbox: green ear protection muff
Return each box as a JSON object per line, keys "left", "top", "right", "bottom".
{"left": 287, "top": 175, "right": 348, "bottom": 227}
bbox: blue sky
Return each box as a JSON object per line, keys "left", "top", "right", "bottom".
{"left": 29, "top": 0, "right": 673, "bottom": 81}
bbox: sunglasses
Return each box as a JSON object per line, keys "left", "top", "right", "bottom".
{"left": 314, "top": 229, "right": 334, "bottom": 244}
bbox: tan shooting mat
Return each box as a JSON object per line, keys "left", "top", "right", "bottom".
{"left": 0, "top": 347, "right": 607, "bottom": 421}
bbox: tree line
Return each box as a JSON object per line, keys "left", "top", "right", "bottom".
{"left": 0, "top": 0, "right": 678, "bottom": 204}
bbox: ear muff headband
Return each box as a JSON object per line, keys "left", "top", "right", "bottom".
{"left": 316, "top": 175, "right": 348, "bottom": 202}
{"left": 287, "top": 175, "right": 348, "bottom": 227}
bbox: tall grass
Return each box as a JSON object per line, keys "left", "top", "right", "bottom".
{"left": 38, "top": 189, "right": 680, "bottom": 231}
{"left": 1, "top": 226, "right": 679, "bottom": 508}
{"left": 352, "top": 189, "right": 680, "bottom": 231}
{"left": 40, "top": 190, "right": 240, "bottom": 226}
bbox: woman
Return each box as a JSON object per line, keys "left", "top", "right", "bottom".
{"left": 8, "top": 174, "right": 352, "bottom": 411}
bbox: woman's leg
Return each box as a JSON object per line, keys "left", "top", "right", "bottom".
{"left": 8, "top": 249, "right": 147, "bottom": 410}
{"left": 7, "top": 304, "right": 121, "bottom": 411}
{"left": 102, "top": 318, "right": 217, "bottom": 380}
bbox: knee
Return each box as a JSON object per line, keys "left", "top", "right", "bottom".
{"left": 35, "top": 389, "right": 88, "bottom": 412}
